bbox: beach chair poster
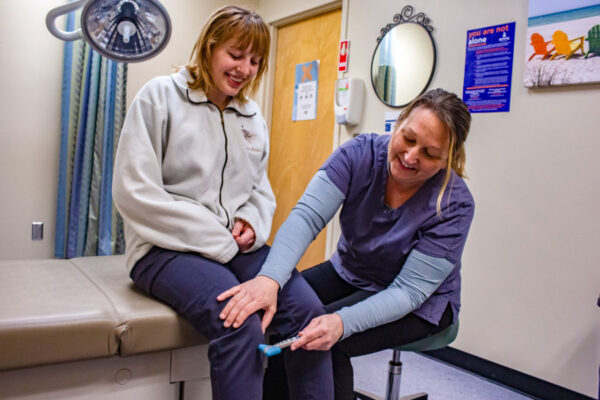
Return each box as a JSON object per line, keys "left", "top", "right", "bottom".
{"left": 463, "top": 22, "right": 516, "bottom": 113}
{"left": 292, "top": 60, "right": 319, "bottom": 121}
{"left": 524, "top": 0, "right": 600, "bottom": 87}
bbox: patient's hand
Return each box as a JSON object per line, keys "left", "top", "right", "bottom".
{"left": 232, "top": 219, "right": 255, "bottom": 252}
{"left": 217, "top": 276, "right": 279, "bottom": 333}
{"left": 291, "top": 313, "right": 343, "bottom": 351}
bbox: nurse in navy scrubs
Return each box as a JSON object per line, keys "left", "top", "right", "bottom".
{"left": 219, "top": 88, "right": 475, "bottom": 400}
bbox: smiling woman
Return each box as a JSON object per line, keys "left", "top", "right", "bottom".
{"left": 111, "top": 5, "right": 333, "bottom": 400}
{"left": 208, "top": 40, "right": 261, "bottom": 109}
{"left": 387, "top": 88, "right": 471, "bottom": 214}
{"left": 219, "top": 88, "right": 475, "bottom": 400}
{"left": 185, "top": 5, "right": 270, "bottom": 106}
{"left": 385, "top": 107, "right": 449, "bottom": 208}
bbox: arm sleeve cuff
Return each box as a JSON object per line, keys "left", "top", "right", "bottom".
{"left": 336, "top": 249, "right": 455, "bottom": 339}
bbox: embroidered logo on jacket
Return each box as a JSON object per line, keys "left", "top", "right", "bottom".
{"left": 241, "top": 126, "right": 261, "bottom": 153}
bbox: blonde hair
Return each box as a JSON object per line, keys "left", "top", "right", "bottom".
{"left": 394, "top": 89, "right": 471, "bottom": 215}
{"left": 185, "top": 6, "right": 270, "bottom": 102}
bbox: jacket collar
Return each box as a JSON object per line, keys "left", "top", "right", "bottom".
{"left": 171, "top": 68, "right": 257, "bottom": 117}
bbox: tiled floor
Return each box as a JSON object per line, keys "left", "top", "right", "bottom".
{"left": 352, "top": 349, "right": 534, "bottom": 400}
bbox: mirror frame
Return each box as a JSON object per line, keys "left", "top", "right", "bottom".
{"left": 371, "top": 5, "right": 437, "bottom": 108}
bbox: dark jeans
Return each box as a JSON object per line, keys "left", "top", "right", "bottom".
{"left": 264, "top": 260, "right": 453, "bottom": 400}
{"left": 131, "top": 246, "right": 333, "bottom": 400}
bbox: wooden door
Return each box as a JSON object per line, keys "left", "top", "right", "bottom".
{"left": 268, "top": 9, "right": 341, "bottom": 270}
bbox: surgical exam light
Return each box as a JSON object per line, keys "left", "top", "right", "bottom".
{"left": 46, "top": 0, "right": 172, "bottom": 63}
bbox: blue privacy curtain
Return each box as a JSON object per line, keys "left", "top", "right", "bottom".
{"left": 54, "top": 10, "right": 127, "bottom": 258}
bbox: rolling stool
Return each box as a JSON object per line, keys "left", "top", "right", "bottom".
{"left": 354, "top": 321, "right": 459, "bottom": 400}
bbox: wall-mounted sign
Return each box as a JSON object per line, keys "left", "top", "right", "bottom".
{"left": 293, "top": 60, "right": 319, "bottom": 121}
{"left": 339, "top": 40, "right": 349, "bottom": 72}
{"left": 463, "top": 22, "right": 516, "bottom": 113}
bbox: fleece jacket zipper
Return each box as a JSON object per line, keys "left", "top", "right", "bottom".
{"left": 218, "top": 109, "right": 231, "bottom": 229}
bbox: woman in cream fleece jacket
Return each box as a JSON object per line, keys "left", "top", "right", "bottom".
{"left": 112, "top": 6, "right": 333, "bottom": 400}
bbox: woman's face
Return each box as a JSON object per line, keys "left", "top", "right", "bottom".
{"left": 388, "top": 106, "right": 450, "bottom": 191}
{"left": 208, "top": 38, "right": 261, "bottom": 109}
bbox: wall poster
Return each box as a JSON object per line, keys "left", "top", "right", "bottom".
{"left": 463, "top": 22, "right": 516, "bottom": 113}
{"left": 293, "top": 60, "right": 319, "bottom": 121}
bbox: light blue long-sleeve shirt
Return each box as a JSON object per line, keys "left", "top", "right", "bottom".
{"left": 258, "top": 170, "right": 455, "bottom": 340}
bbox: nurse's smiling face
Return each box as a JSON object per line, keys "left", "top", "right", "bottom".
{"left": 387, "top": 106, "right": 449, "bottom": 192}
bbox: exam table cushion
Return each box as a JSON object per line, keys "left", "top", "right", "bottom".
{"left": 0, "top": 256, "right": 206, "bottom": 371}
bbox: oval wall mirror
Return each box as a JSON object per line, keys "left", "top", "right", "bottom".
{"left": 371, "top": 6, "right": 436, "bottom": 107}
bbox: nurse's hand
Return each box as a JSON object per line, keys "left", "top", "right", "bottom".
{"left": 291, "top": 313, "right": 343, "bottom": 351}
{"left": 232, "top": 219, "right": 255, "bottom": 252}
{"left": 217, "top": 276, "right": 279, "bottom": 333}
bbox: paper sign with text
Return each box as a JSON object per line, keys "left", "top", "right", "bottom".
{"left": 463, "top": 22, "right": 516, "bottom": 113}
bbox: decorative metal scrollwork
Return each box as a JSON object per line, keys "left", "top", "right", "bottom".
{"left": 376, "top": 5, "right": 433, "bottom": 42}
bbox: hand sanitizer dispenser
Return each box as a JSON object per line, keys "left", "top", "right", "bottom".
{"left": 334, "top": 78, "right": 363, "bottom": 125}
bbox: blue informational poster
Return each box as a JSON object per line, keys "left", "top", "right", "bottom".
{"left": 293, "top": 60, "right": 319, "bottom": 121}
{"left": 463, "top": 22, "right": 516, "bottom": 113}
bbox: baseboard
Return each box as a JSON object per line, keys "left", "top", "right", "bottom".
{"left": 422, "top": 347, "right": 595, "bottom": 400}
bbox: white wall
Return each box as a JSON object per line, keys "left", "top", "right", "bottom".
{"left": 257, "top": 0, "right": 340, "bottom": 25}
{"left": 342, "top": 0, "right": 600, "bottom": 397}
{"left": 0, "top": 0, "right": 64, "bottom": 259}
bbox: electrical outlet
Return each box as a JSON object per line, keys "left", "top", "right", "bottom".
{"left": 32, "top": 222, "right": 43, "bottom": 240}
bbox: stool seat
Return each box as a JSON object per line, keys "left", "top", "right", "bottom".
{"left": 396, "top": 320, "right": 459, "bottom": 352}
{"left": 354, "top": 321, "right": 459, "bottom": 400}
